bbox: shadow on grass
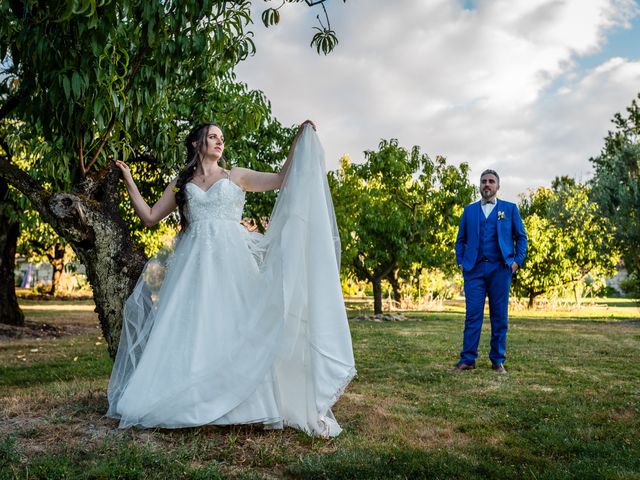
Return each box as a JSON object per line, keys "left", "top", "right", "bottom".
{"left": 0, "top": 434, "right": 228, "bottom": 480}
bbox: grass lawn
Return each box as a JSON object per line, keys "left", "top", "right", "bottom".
{"left": 1, "top": 297, "right": 639, "bottom": 479}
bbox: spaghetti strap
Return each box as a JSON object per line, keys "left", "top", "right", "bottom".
{"left": 224, "top": 169, "right": 231, "bottom": 179}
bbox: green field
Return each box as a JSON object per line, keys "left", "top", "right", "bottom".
{"left": 1, "top": 298, "right": 639, "bottom": 479}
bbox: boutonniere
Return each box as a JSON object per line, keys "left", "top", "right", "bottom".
{"left": 497, "top": 211, "right": 505, "bottom": 220}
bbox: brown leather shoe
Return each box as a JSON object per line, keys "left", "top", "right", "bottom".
{"left": 492, "top": 364, "right": 507, "bottom": 374}
{"left": 449, "top": 363, "right": 476, "bottom": 372}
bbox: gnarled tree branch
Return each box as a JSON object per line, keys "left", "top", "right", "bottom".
{"left": 0, "top": 138, "right": 47, "bottom": 204}
{"left": 0, "top": 141, "right": 94, "bottom": 245}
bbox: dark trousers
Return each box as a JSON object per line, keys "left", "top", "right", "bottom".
{"left": 459, "top": 259, "right": 513, "bottom": 366}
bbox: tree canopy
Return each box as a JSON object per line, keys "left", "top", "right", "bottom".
{"left": 513, "top": 177, "right": 619, "bottom": 307}
{"left": 590, "top": 94, "right": 640, "bottom": 294}
{"left": 329, "top": 140, "right": 474, "bottom": 314}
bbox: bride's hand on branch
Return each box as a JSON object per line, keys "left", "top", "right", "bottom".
{"left": 114, "top": 160, "right": 134, "bottom": 185}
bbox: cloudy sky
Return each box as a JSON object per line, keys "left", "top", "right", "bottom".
{"left": 234, "top": 0, "right": 640, "bottom": 200}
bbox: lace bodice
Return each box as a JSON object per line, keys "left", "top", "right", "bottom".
{"left": 185, "top": 178, "right": 245, "bottom": 224}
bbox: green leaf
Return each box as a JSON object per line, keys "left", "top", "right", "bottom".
{"left": 71, "top": 72, "right": 82, "bottom": 99}
{"left": 93, "top": 98, "right": 103, "bottom": 118}
{"left": 62, "top": 76, "right": 71, "bottom": 100}
{"left": 261, "top": 8, "right": 280, "bottom": 27}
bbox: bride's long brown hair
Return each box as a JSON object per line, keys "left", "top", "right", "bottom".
{"left": 174, "top": 123, "right": 226, "bottom": 231}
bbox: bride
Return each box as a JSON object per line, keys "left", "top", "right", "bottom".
{"left": 106, "top": 121, "right": 356, "bottom": 437}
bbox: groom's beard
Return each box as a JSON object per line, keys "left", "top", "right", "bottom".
{"left": 481, "top": 188, "right": 496, "bottom": 200}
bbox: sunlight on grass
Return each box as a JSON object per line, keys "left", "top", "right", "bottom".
{"left": 348, "top": 296, "right": 640, "bottom": 321}
{"left": 20, "top": 304, "right": 96, "bottom": 312}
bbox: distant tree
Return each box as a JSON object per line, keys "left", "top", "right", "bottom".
{"left": 513, "top": 177, "right": 619, "bottom": 307}
{"left": 0, "top": 1, "right": 335, "bottom": 356}
{"left": 16, "top": 204, "right": 72, "bottom": 296}
{"left": 329, "top": 141, "right": 474, "bottom": 314}
{"left": 590, "top": 94, "right": 640, "bottom": 294}
{"left": 0, "top": 177, "right": 23, "bottom": 325}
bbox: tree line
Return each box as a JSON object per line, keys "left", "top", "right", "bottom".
{"left": 328, "top": 100, "right": 640, "bottom": 313}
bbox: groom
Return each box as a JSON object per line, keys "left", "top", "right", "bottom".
{"left": 452, "top": 169, "right": 527, "bottom": 373}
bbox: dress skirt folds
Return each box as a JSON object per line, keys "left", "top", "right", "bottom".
{"left": 106, "top": 126, "right": 356, "bottom": 437}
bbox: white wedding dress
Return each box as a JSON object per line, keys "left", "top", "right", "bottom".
{"left": 106, "top": 126, "right": 355, "bottom": 437}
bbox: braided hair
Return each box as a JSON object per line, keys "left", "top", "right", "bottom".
{"left": 174, "top": 123, "right": 226, "bottom": 231}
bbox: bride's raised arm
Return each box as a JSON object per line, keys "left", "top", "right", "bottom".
{"left": 114, "top": 160, "right": 178, "bottom": 228}
{"left": 232, "top": 120, "right": 316, "bottom": 193}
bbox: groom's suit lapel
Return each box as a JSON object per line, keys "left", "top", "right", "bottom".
{"left": 494, "top": 199, "right": 504, "bottom": 240}
{"left": 474, "top": 201, "right": 482, "bottom": 237}
{"left": 495, "top": 199, "right": 504, "bottom": 225}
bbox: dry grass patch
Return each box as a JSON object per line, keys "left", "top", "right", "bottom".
{"left": 1, "top": 301, "right": 99, "bottom": 343}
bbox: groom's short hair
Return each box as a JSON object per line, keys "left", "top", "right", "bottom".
{"left": 480, "top": 169, "right": 500, "bottom": 184}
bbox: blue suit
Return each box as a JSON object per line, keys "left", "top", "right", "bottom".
{"left": 455, "top": 199, "right": 527, "bottom": 367}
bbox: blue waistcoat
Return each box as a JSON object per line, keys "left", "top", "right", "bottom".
{"left": 477, "top": 207, "right": 502, "bottom": 264}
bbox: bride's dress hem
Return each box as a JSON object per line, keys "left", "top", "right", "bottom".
{"left": 107, "top": 414, "right": 284, "bottom": 431}
{"left": 284, "top": 365, "right": 357, "bottom": 438}
{"left": 107, "top": 366, "right": 357, "bottom": 438}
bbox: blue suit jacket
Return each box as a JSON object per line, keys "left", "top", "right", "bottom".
{"left": 455, "top": 199, "right": 528, "bottom": 271}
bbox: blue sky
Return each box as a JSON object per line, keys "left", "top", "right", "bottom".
{"left": 578, "top": 12, "right": 640, "bottom": 68}
{"left": 236, "top": 0, "right": 640, "bottom": 200}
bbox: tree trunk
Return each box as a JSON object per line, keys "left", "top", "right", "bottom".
{"left": 528, "top": 291, "right": 536, "bottom": 309}
{"left": 48, "top": 243, "right": 66, "bottom": 295}
{"left": 0, "top": 161, "right": 147, "bottom": 358}
{"left": 387, "top": 268, "right": 401, "bottom": 307}
{"left": 0, "top": 179, "right": 24, "bottom": 326}
{"left": 372, "top": 276, "right": 383, "bottom": 315}
{"left": 353, "top": 257, "right": 396, "bottom": 316}
{"left": 72, "top": 226, "right": 146, "bottom": 358}
{"left": 574, "top": 282, "right": 583, "bottom": 308}
{"left": 57, "top": 171, "right": 147, "bottom": 359}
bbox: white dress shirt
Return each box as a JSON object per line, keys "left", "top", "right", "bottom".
{"left": 481, "top": 199, "right": 496, "bottom": 218}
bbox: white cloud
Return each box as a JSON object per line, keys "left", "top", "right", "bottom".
{"left": 524, "top": 57, "right": 640, "bottom": 191}
{"left": 234, "top": 0, "right": 640, "bottom": 200}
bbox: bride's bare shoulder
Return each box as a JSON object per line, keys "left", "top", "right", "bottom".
{"left": 228, "top": 166, "right": 254, "bottom": 180}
